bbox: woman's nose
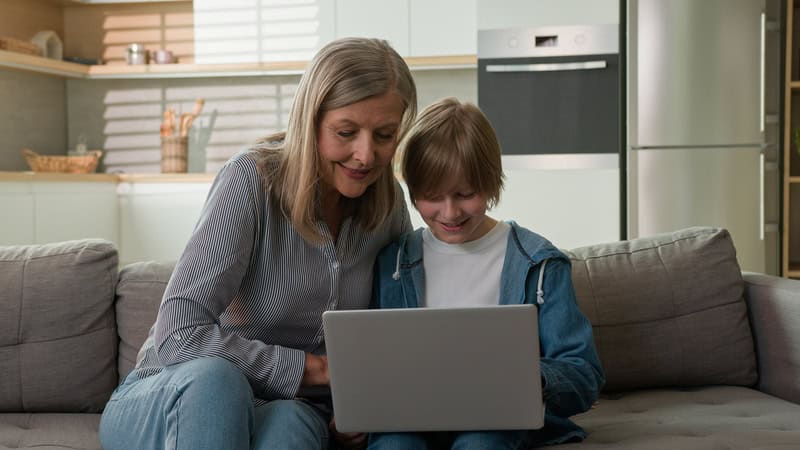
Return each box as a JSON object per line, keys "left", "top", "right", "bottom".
{"left": 352, "top": 134, "right": 375, "bottom": 167}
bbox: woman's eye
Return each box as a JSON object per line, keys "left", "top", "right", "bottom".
{"left": 375, "top": 132, "right": 395, "bottom": 141}
{"left": 337, "top": 130, "right": 355, "bottom": 138}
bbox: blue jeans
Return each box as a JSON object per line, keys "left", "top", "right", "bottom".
{"left": 368, "top": 430, "right": 531, "bottom": 450}
{"left": 99, "top": 357, "right": 330, "bottom": 450}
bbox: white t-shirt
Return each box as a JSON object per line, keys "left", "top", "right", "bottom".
{"left": 421, "top": 221, "right": 510, "bottom": 308}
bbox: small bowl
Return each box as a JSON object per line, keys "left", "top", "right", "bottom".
{"left": 153, "top": 49, "right": 174, "bottom": 64}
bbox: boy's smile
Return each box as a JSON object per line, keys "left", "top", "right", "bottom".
{"left": 415, "top": 180, "right": 497, "bottom": 244}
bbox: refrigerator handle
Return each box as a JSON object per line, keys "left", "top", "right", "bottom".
{"left": 758, "top": 11, "right": 765, "bottom": 241}
{"left": 760, "top": 12, "right": 765, "bottom": 133}
{"left": 760, "top": 150, "right": 765, "bottom": 241}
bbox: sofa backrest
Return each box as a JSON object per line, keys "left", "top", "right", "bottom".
{"left": 115, "top": 260, "right": 174, "bottom": 382}
{"left": 114, "top": 227, "right": 759, "bottom": 394}
{"left": 565, "top": 227, "right": 758, "bottom": 392}
{"left": 0, "top": 227, "right": 755, "bottom": 413}
{"left": 0, "top": 239, "right": 118, "bottom": 413}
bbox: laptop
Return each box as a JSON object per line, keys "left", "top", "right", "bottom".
{"left": 322, "top": 304, "right": 544, "bottom": 433}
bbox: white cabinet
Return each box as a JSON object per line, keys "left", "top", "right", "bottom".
{"left": 117, "top": 181, "right": 210, "bottom": 266}
{"left": 410, "top": 0, "right": 476, "bottom": 56}
{"left": 0, "top": 176, "right": 211, "bottom": 267}
{"left": 335, "top": 0, "right": 477, "bottom": 57}
{"left": 476, "top": 0, "right": 619, "bottom": 30}
{"left": 34, "top": 182, "right": 119, "bottom": 245}
{"left": 193, "top": 0, "right": 336, "bottom": 64}
{"left": 0, "top": 184, "right": 35, "bottom": 245}
{"left": 0, "top": 179, "right": 118, "bottom": 246}
{"left": 335, "top": 0, "right": 410, "bottom": 55}
{"left": 192, "top": 0, "right": 479, "bottom": 64}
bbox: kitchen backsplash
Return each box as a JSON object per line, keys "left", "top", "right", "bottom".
{"left": 62, "top": 69, "right": 477, "bottom": 174}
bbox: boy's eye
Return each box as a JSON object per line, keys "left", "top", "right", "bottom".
{"left": 422, "top": 194, "right": 443, "bottom": 202}
{"left": 458, "top": 192, "right": 476, "bottom": 199}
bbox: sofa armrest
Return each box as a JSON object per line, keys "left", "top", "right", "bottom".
{"left": 743, "top": 272, "right": 800, "bottom": 404}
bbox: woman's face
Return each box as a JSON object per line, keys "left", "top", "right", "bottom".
{"left": 317, "top": 91, "right": 405, "bottom": 199}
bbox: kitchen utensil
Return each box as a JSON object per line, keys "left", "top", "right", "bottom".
{"left": 161, "top": 136, "right": 188, "bottom": 173}
{"left": 126, "top": 43, "right": 148, "bottom": 65}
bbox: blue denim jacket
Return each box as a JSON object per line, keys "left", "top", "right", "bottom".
{"left": 371, "top": 221, "right": 605, "bottom": 446}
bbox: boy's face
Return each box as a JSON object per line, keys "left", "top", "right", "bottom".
{"left": 415, "top": 180, "right": 494, "bottom": 244}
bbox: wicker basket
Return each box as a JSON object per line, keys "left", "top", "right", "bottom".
{"left": 0, "top": 37, "right": 43, "bottom": 56}
{"left": 22, "top": 149, "right": 103, "bottom": 174}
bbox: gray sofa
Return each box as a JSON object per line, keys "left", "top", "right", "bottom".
{"left": 1, "top": 227, "right": 799, "bottom": 449}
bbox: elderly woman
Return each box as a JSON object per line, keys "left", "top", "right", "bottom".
{"left": 99, "top": 37, "right": 417, "bottom": 450}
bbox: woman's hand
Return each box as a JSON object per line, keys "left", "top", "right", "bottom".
{"left": 301, "top": 353, "right": 329, "bottom": 386}
{"left": 329, "top": 417, "right": 367, "bottom": 450}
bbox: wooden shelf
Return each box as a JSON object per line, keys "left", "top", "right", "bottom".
{"left": 0, "top": 50, "right": 477, "bottom": 79}
{"left": 0, "top": 49, "right": 88, "bottom": 78}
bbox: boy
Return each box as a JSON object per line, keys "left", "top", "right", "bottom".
{"left": 368, "top": 98, "right": 605, "bottom": 449}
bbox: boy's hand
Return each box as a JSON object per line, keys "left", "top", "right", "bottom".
{"left": 301, "top": 353, "right": 329, "bottom": 386}
{"left": 329, "top": 417, "right": 367, "bottom": 450}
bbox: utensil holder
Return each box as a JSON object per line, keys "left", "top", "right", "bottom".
{"left": 161, "top": 136, "right": 188, "bottom": 173}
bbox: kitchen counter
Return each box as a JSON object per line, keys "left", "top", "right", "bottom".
{"left": 1, "top": 171, "right": 215, "bottom": 266}
{"left": 0, "top": 171, "right": 216, "bottom": 183}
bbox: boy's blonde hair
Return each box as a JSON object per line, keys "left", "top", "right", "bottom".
{"left": 402, "top": 97, "right": 504, "bottom": 207}
{"left": 258, "top": 37, "right": 417, "bottom": 242}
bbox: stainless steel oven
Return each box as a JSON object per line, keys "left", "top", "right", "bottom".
{"left": 478, "top": 24, "right": 619, "bottom": 168}
{"left": 476, "top": 24, "right": 622, "bottom": 247}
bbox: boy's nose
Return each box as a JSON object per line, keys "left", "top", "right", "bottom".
{"left": 442, "top": 198, "right": 461, "bottom": 219}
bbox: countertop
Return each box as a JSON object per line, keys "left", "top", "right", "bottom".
{"left": 0, "top": 172, "right": 216, "bottom": 183}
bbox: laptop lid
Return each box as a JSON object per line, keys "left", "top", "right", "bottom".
{"left": 322, "top": 304, "right": 543, "bottom": 433}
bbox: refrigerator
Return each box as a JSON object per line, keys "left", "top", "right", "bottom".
{"left": 627, "top": 0, "right": 776, "bottom": 273}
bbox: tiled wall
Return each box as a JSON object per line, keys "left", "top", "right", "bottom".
{"left": 65, "top": 68, "right": 477, "bottom": 174}
{"left": 0, "top": 70, "right": 67, "bottom": 171}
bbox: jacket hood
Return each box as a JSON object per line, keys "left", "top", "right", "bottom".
{"left": 391, "top": 220, "right": 569, "bottom": 280}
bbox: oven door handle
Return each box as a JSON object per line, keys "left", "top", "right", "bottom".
{"left": 485, "top": 60, "right": 607, "bottom": 72}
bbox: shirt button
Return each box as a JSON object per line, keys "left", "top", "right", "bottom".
{"left": 332, "top": 261, "right": 340, "bottom": 270}
{"left": 173, "top": 334, "right": 182, "bottom": 341}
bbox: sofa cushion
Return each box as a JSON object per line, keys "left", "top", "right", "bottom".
{"left": 557, "top": 386, "right": 800, "bottom": 449}
{"left": 115, "top": 261, "right": 173, "bottom": 382}
{"left": 0, "top": 240, "right": 118, "bottom": 413}
{"left": 565, "top": 227, "right": 757, "bottom": 391}
{"left": 0, "top": 413, "right": 101, "bottom": 450}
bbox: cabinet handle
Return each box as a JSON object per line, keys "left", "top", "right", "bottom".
{"left": 485, "top": 61, "right": 607, "bottom": 73}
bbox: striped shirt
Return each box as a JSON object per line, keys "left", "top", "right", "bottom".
{"left": 133, "top": 149, "right": 410, "bottom": 401}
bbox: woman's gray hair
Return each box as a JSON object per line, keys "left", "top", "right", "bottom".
{"left": 258, "top": 37, "right": 417, "bottom": 242}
